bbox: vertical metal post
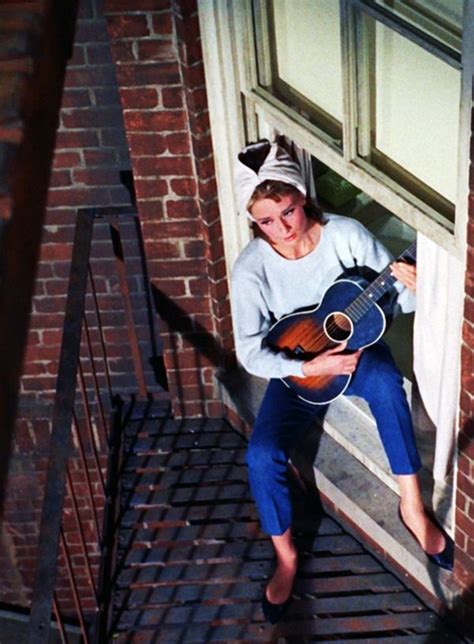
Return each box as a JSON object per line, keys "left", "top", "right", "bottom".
{"left": 28, "top": 211, "right": 94, "bottom": 644}
{"left": 109, "top": 217, "right": 148, "bottom": 398}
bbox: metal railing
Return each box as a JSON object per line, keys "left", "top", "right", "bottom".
{"left": 27, "top": 206, "right": 166, "bottom": 643}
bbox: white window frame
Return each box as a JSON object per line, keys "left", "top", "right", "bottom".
{"left": 199, "top": 0, "right": 473, "bottom": 270}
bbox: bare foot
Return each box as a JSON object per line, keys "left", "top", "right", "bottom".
{"left": 265, "top": 542, "right": 298, "bottom": 604}
{"left": 399, "top": 503, "right": 445, "bottom": 555}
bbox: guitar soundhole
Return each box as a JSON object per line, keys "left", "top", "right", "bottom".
{"left": 324, "top": 312, "right": 353, "bottom": 343}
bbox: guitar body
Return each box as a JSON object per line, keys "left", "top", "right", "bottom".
{"left": 265, "top": 278, "right": 387, "bottom": 404}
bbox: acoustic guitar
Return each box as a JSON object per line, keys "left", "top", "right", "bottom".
{"left": 265, "top": 241, "right": 416, "bottom": 405}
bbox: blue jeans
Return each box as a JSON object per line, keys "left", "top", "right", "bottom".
{"left": 246, "top": 342, "right": 422, "bottom": 536}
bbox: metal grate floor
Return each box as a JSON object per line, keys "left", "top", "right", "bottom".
{"left": 110, "top": 411, "right": 461, "bottom": 643}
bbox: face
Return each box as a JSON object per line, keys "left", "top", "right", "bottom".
{"left": 250, "top": 192, "right": 308, "bottom": 249}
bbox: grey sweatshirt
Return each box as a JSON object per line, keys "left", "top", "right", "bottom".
{"left": 231, "top": 214, "right": 415, "bottom": 379}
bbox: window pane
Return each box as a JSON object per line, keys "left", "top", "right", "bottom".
{"left": 254, "top": 0, "right": 343, "bottom": 139}
{"left": 362, "top": 18, "right": 460, "bottom": 221}
{"left": 375, "top": 0, "right": 463, "bottom": 51}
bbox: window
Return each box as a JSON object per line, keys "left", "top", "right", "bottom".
{"left": 254, "top": 0, "right": 343, "bottom": 140}
{"left": 249, "top": 0, "right": 469, "bottom": 238}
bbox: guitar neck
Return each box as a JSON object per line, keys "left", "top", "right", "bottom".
{"left": 345, "top": 241, "right": 416, "bottom": 322}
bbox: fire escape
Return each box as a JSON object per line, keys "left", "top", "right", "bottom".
{"left": 0, "top": 2, "right": 466, "bottom": 642}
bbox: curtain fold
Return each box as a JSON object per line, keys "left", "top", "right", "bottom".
{"left": 413, "top": 233, "right": 464, "bottom": 480}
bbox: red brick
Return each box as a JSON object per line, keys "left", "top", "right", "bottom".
{"left": 85, "top": 42, "right": 112, "bottom": 65}
{"left": 182, "top": 61, "right": 206, "bottom": 90}
{"left": 47, "top": 187, "right": 111, "bottom": 208}
{"left": 104, "top": 0, "right": 171, "bottom": 10}
{"left": 83, "top": 149, "right": 117, "bottom": 166}
{"left": 135, "top": 156, "right": 193, "bottom": 178}
{"left": 153, "top": 279, "right": 187, "bottom": 297}
{"left": 145, "top": 240, "right": 180, "bottom": 260}
{"left": 142, "top": 219, "right": 201, "bottom": 239}
{"left": 124, "top": 110, "right": 187, "bottom": 133}
{"left": 72, "top": 168, "right": 121, "bottom": 186}
{"left": 137, "top": 39, "right": 174, "bottom": 61}
{"left": 457, "top": 471, "right": 474, "bottom": 499}
{"left": 151, "top": 13, "right": 173, "bottom": 36}
{"left": 119, "top": 87, "right": 159, "bottom": 109}
{"left": 34, "top": 297, "right": 67, "bottom": 314}
{"left": 61, "top": 89, "right": 91, "bottom": 109}
{"left": 191, "top": 132, "right": 213, "bottom": 159}
{"left": 148, "top": 258, "right": 205, "bottom": 278}
{"left": 62, "top": 107, "right": 124, "bottom": 129}
{"left": 115, "top": 62, "right": 180, "bottom": 86}
{"left": 183, "top": 240, "right": 205, "bottom": 258}
{"left": 170, "top": 177, "right": 196, "bottom": 197}
{"left": 165, "top": 199, "right": 197, "bottom": 219}
{"left": 65, "top": 66, "right": 118, "bottom": 89}
{"left": 162, "top": 87, "right": 184, "bottom": 109}
{"left": 166, "top": 132, "right": 190, "bottom": 155}
{"left": 107, "top": 14, "right": 150, "bottom": 39}
{"left": 127, "top": 132, "right": 166, "bottom": 155}
{"left": 198, "top": 176, "right": 218, "bottom": 202}
{"left": 188, "top": 277, "right": 209, "bottom": 296}
{"left": 48, "top": 170, "right": 72, "bottom": 188}
{"left": 55, "top": 130, "right": 100, "bottom": 149}
{"left": 134, "top": 179, "right": 168, "bottom": 201}
{"left": 53, "top": 151, "right": 82, "bottom": 169}
{"left": 109, "top": 40, "right": 135, "bottom": 63}
{"left": 39, "top": 244, "right": 72, "bottom": 262}
{"left": 70, "top": 44, "right": 86, "bottom": 66}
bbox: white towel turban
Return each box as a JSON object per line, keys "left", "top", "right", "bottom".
{"left": 234, "top": 140, "right": 307, "bottom": 220}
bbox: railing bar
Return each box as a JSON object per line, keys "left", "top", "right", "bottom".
{"left": 66, "top": 466, "right": 98, "bottom": 599}
{"left": 76, "top": 360, "right": 106, "bottom": 495}
{"left": 87, "top": 265, "right": 113, "bottom": 403}
{"left": 92, "top": 398, "right": 124, "bottom": 643}
{"left": 82, "top": 311, "right": 109, "bottom": 445}
{"left": 52, "top": 595, "right": 68, "bottom": 644}
{"left": 59, "top": 529, "right": 90, "bottom": 644}
{"left": 28, "top": 210, "right": 94, "bottom": 644}
{"left": 109, "top": 217, "right": 148, "bottom": 398}
{"left": 72, "top": 409, "right": 102, "bottom": 544}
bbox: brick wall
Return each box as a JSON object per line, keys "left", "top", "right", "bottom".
{"left": 1, "top": 0, "right": 138, "bottom": 620}
{"left": 454, "top": 112, "right": 474, "bottom": 618}
{"left": 103, "top": 0, "right": 235, "bottom": 418}
{"left": 19, "top": 0, "right": 147, "bottom": 410}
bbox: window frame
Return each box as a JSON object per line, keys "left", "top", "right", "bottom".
{"left": 239, "top": 0, "right": 472, "bottom": 257}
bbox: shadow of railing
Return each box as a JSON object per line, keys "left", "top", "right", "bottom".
{"left": 27, "top": 207, "right": 167, "bottom": 643}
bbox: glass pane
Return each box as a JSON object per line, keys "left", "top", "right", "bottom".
{"left": 375, "top": 0, "right": 463, "bottom": 51}
{"left": 362, "top": 17, "right": 460, "bottom": 221}
{"left": 254, "top": 0, "right": 343, "bottom": 139}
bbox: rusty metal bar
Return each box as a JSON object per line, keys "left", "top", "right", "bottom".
{"left": 76, "top": 360, "right": 106, "bottom": 495}
{"left": 58, "top": 529, "right": 89, "bottom": 643}
{"left": 87, "top": 265, "right": 113, "bottom": 405}
{"left": 81, "top": 311, "right": 109, "bottom": 446}
{"left": 66, "top": 466, "right": 98, "bottom": 599}
{"left": 109, "top": 216, "right": 148, "bottom": 398}
{"left": 52, "top": 596, "right": 68, "bottom": 644}
{"left": 93, "top": 398, "right": 125, "bottom": 643}
{"left": 28, "top": 210, "right": 94, "bottom": 644}
{"left": 71, "top": 410, "right": 102, "bottom": 545}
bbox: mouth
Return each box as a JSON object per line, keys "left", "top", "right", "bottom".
{"left": 283, "top": 234, "right": 296, "bottom": 242}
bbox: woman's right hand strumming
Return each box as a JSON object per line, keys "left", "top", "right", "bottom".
{"left": 301, "top": 342, "right": 362, "bottom": 377}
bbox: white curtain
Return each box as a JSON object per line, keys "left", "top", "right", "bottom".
{"left": 413, "top": 233, "right": 464, "bottom": 480}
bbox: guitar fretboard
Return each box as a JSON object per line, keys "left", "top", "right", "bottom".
{"left": 345, "top": 241, "right": 416, "bottom": 323}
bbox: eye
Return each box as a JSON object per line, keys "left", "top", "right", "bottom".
{"left": 260, "top": 219, "right": 272, "bottom": 226}
{"left": 283, "top": 209, "right": 294, "bottom": 217}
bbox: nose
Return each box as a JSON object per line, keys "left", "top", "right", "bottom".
{"left": 277, "top": 217, "right": 290, "bottom": 235}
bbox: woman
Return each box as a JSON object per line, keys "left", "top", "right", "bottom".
{"left": 231, "top": 140, "right": 453, "bottom": 624}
